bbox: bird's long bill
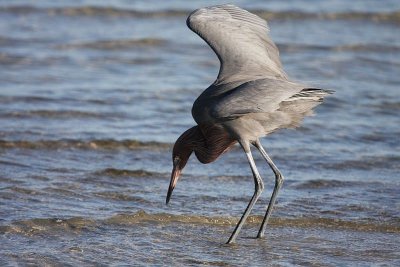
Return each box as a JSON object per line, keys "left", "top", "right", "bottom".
{"left": 166, "top": 165, "right": 181, "bottom": 205}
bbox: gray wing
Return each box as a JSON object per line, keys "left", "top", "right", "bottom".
{"left": 209, "top": 79, "right": 304, "bottom": 120}
{"left": 187, "top": 4, "right": 288, "bottom": 84}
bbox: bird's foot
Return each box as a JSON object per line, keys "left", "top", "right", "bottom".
{"left": 256, "top": 232, "right": 265, "bottom": 239}
{"left": 226, "top": 238, "right": 235, "bottom": 244}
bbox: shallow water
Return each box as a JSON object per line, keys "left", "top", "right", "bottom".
{"left": 1, "top": 0, "right": 399, "bottom": 266}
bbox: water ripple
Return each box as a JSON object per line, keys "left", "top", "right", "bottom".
{"left": 1, "top": 211, "right": 398, "bottom": 236}
{"left": 0, "top": 139, "right": 171, "bottom": 150}
{"left": 1, "top": 6, "right": 399, "bottom": 24}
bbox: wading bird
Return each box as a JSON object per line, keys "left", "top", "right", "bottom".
{"left": 166, "top": 4, "right": 332, "bottom": 244}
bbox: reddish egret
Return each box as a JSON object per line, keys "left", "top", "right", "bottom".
{"left": 166, "top": 4, "right": 332, "bottom": 244}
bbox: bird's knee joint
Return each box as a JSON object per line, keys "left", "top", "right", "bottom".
{"left": 255, "top": 186, "right": 263, "bottom": 195}
{"left": 255, "top": 179, "right": 264, "bottom": 194}
{"left": 276, "top": 173, "right": 284, "bottom": 186}
{"left": 259, "top": 182, "right": 265, "bottom": 191}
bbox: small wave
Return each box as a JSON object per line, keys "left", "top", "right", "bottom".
{"left": 278, "top": 43, "right": 400, "bottom": 53}
{"left": 0, "top": 95, "right": 57, "bottom": 104}
{"left": 96, "top": 168, "right": 161, "bottom": 177}
{"left": 0, "top": 217, "right": 96, "bottom": 236}
{"left": 93, "top": 191, "right": 152, "bottom": 203}
{"left": 76, "top": 56, "right": 162, "bottom": 66}
{"left": 0, "top": 53, "right": 69, "bottom": 67}
{"left": 371, "top": 101, "right": 400, "bottom": 112}
{"left": 119, "top": 211, "right": 400, "bottom": 234}
{"left": 358, "top": 56, "right": 400, "bottom": 68}
{"left": 323, "top": 156, "right": 400, "bottom": 170}
{"left": 334, "top": 44, "right": 400, "bottom": 52}
{"left": 0, "top": 36, "right": 50, "bottom": 47}
{"left": 105, "top": 211, "right": 238, "bottom": 226}
{"left": 360, "top": 130, "right": 400, "bottom": 146}
{"left": 0, "top": 52, "right": 161, "bottom": 68}
{"left": 1, "top": 6, "right": 399, "bottom": 24}
{"left": 0, "top": 36, "right": 26, "bottom": 47}
{"left": 5, "top": 186, "right": 39, "bottom": 195}
{"left": 0, "top": 160, "right": 31, "bottom": 168}
{"left": 0, "top": 110, "right": 121, "bottom": 119}
{"left": 2, "top": 211, "right": 398, "bottom": 236}
{"left": 0, "top": 5, "right": 187, "bottom": 17}
{"left": 293, "top": 179, "right": 358, "bottom": 189}
{"left": 56, "top": 38, "right": 167, "bottom": 50}
{"left": 0, "top": 139, "right": 171, "bottom": 150}
{"left": 255, "top": 10, "right": 400, "bottom": 24}
{"left": 0, "top": 36, "right": 20, "bottom": 46}
{"left": 0, "top": 53, "right": 32, "bottom": 66}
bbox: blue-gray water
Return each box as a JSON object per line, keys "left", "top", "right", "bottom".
{"left": 1, "top": 0, "right": 399, "bottom": 266}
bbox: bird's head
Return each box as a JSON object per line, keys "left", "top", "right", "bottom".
{"left": 166, "top": 127, "right": 200, "bottom": 204}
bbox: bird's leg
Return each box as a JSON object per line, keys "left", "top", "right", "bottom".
{"left": 227, "top": 140, "right": 264, "bottom": 244}
{"left": 253, "top": 139, "right": 284, "bottom": 238}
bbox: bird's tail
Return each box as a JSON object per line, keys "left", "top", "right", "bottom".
{"left": 286, "top": 88, "right": 334, "bottom": 102}
{"left": 278, "top": 87, "right": 334, "bottom": 128}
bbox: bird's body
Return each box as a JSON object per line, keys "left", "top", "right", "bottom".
{"left": 166, "top": 4, "right": 332, "bottom": 244}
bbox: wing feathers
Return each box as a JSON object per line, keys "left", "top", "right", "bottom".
{"left": 187, "top": 4, "right": 287, "bottom": 84}
{"left": 217, "top": 5, "right": 268, "bottom": 29}
{"left": 209, "top": 79, "right": 305, "bottom": 120}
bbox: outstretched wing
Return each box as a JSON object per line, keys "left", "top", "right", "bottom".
{"left": 187, "top": 4, "right": 288, "bottom": 84}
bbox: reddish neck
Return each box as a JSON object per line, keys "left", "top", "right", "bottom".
{"left": 174, "top": 126, "right": 235, "bottom": 165}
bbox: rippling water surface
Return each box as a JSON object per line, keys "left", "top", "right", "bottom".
{"left": 1, "top": 0, "right": 399, "bottom": 266}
